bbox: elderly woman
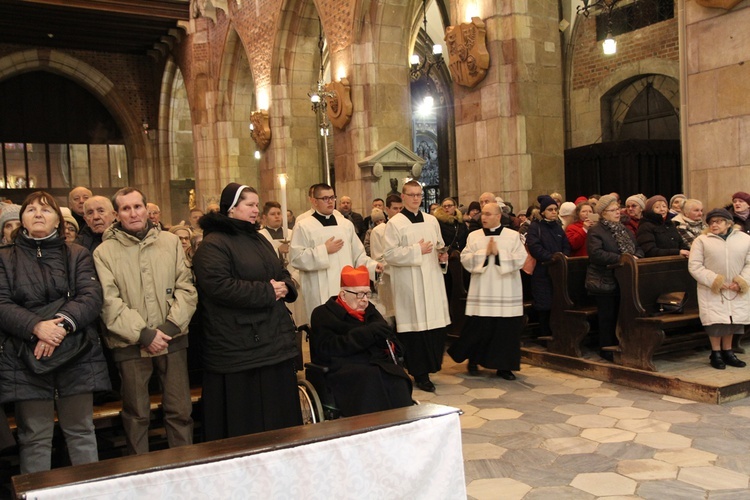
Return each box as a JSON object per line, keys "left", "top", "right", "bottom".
{"left": 730, "top": 191, "right": 750, "bottom": 234}
{"left": 689, "top": 208, "right": 750, "bottom": 369}
{"left": 0, "top": 191, "right": 109, "bottom": 473}
{"left": 169, "top": 224, "right": 194, "bottom": 263}
{"left": 565, "top": 202, "right": 595, "bottom": 257}
{"left": 60, "top": 208, "right": 79, "bottom": 244}
{"left": 586, "top": 194, "right": 644, "bottom": 361}
{"left": 192, "top": 183, "right": 301, "bottom": 440}
{"left": 434, "top": 197, "right": 468, "bottom": 253}
{"left": 310, "top": 265, "right": 411, "bottom": 416}
{"left": 0, "top": 204, "right": 21, "bottom": 244}
{"left": 526, "top": 195, "right": 571, "bottom": 338}
{"left": 668, "top": 194, "right": 687, "bottom": 220}
{"left": 672, "top": 199, "right": 707, "bottom": 249}
{"left": 637, "top": 195, "right": 690, "bottom": 258}
{"left": 623, "top": 194, "right": 646, "bottom": 236}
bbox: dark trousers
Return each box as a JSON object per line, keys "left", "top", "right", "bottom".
{"left": 594, "top": 294, "right": 620, "bottom": 349}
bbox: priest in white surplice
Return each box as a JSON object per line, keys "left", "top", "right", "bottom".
{"left": 290, "top": 183, "right": 380, "bottom": 323}
{"left": 384, "top": 181, "right": 450, "bottom": 393}
{"left": 448, "top": 203, "right": 527, "bottom": 380}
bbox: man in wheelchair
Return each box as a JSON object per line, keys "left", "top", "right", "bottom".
{"left": 309, "top": 265, "right": 413, "bottom": 417}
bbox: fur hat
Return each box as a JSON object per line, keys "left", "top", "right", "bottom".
{"left": 594, "top": 194, "right": 618, "bottom": 215}
{"left": 537, "top": 195, "right": 557, "bottom": 213}
{"left": 645, "top": 195, "right": 668, "bottom": 213}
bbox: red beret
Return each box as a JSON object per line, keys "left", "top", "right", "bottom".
{"left": 574, "top": 196, "right": 588, "bottom": 205}
{"left": 340, "top": 265, "right": 370, "bottom": 287}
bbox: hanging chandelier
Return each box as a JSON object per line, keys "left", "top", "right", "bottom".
{"left": 409, "top": 0, "right": 444, "bottom": 81}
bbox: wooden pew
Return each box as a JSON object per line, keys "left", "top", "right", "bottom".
{"left": 610, "top": 254, "right": 704, "bottom": 371}
{"left": 546, "top": 253, "right": 597, "bottom": 357}
{"left": 12, "top": 403, "right": 463, "bottom": 499}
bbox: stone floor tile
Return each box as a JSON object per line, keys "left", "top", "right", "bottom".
{"left": 554, "top": 453, "right": 619, "bottom": 473}
{"left": 635, "top": 478, "right": 708, "bottom": 499}
{"left": 631, "top": 399, "right": 683, "bottom": 411}
{"left": 566, "top": 414, "right": 618, "bottom": 429}
{"left": 634, "top": 431, "right": 693, "bottom": 450}
{"left": 518, "top": 410, "right": 570, "bottom": 425}
{"left": 531, "top": 384, "right": 577, "bottom": 395}
{"left": 462, "top": 442, "right": 507, "bottom": 460}
{"left": 433, "top": 383, "right": 469, "bottom": 395}
{"left": 499, "top": 400, "right": 555, "bottom": 414}
{"left": 653, "top": 448, "right": 717, "bottom": 466}
{"left": 600, "top": 406, "right": 652, "bottom": 419}
{"left": 617, "top": 458, "right": 678, "bottom": 480}
{"left": 532, "top": 422, "right": 582, "bottom": 439}
{"left": 501, "top": 448, "right": 558, "bottom": 467}
{"left": 461, "top": 431, "right": 495, "bottom": 445}
{"left": 561, "top": 378, "right": 602, "bottom": 389}
{"left": 455, "top": 403, "right": 479, "bottom": 416}
{"left": 700, "top": 413, "right": 750, "bottom": 428}
{"left": 475, "top": 407, "right": 523, "bottom": 420}
{"left": 690, "top": 435, "right": 750, "bottom": 456}
{"left": 431, "top": 373, "right": 467, "bottom": 385}
{"left": 554, "top": 403, "right": 602, "bottom": 416}
{"left": 649, "top": 410, "right": 701, "bottom": 423}
{"left": 522, "top": 376, "right": 568, "bottom": 387}
{"left": 459, "top": 415, "right": 486, "bottom": 429}
{"left": 615, "top": 417, "right": 672, "bottom": 433}
{"left": 586, "top": 396, "right": 635, "bottom": 407}
{"left": 669, "top": 422, "right": 729, "bottom": 439}
{"left": 715, "top": 454, "right": 750, "bottom": 475}
{"left": 595, "top": 441, "right": 657, "bottom": 461}
{"left": 429, "top": 394, "right": 473, "bottom": 406}
{"left": 677, "top": 466, "right": 749, "bottom": 490}
{"left": 463, "top": 458, "right": 515, "bottom": 480}
{"left": 662, "top": 395, "right": 697, "bottom": 405}
{"left": 537, "top": 394, "right": 589, "bottom": 406}
{"left": 541, "top": 436, "right": 599, "bottom": 455}
{"left": 570, "top": 472, "right": 637, "bottom": 496}
{"left": 412, "top": 388, "right": 436, "bottom": 400}
{"left": 492, "top": 431, "right": 545, "bottom": 449}
{"left": 573, "top": 387, "right": 620, "bottom": 398}
{"left": 466, "top": 478, "right": 531, "bottom": 500}
{"left": 580, "top": 427, "right": 636, "bottom": 443}
{"left": 523, "top": 486, "right": 595, "bottom": 499}
{"left": 473, "top": 419, "right": 535, "bottom": 436}
{"left": 506, "top": 464, "right": 577, "bottom": 488}
{"left": 729, "top": 406, "right": 750, "bottom": 418}
{"left": 465, "top": 388, "right": 506, "bottom": 399}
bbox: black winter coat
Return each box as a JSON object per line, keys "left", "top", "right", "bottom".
{"left": 192, "top": 212, "right": 298, "bottom": 373}
{"left": 526, "top": 219, "right": 571, "bottom": 310}
{"left": 636, "top": 210, "right": 689, "bottom": 257}
{"left": 0, "top": 234, "right": 109, "bottom": 403}
{"left": 586, "top": 223, "right": 644, "bottom": 296}
{"left": 310, "top": 297, "right": 412, "bottom": 416}
{"left": 730, "top": 208, "right": 750, "bottom": 235}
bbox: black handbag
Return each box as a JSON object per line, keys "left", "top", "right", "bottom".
{"left": 656, "top": 291, "right": 687, "bottom": 314}
{"left": 585, "top": 265, "right": 616, "bottom": 294}
{"left": 11, "top": 245, "right": 92, "bottom": 376}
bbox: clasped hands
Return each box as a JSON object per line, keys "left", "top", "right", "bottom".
{"left": 32, "top": 318, "right": 67, "bottom": 359}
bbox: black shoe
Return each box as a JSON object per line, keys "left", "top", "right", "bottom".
{"left": 721, "top": 350, "right": 747, "bottom": 368}
{"left": 599, "top": 350, "right": 614, "bottom": 362}
{"left": 496, "top": 370, "right": 516, "bottom": 380}
{"left": 467, "top": 363, "right": 479, "bottom": 375}
{"left": 415, "top": 380, "right": 436, "bottom": 392}
{"left": 710, "top": 351, "right": 726, "bottom": 370}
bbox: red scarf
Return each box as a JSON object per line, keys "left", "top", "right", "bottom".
{"left": 336, "top": 296, "right": 365, "bottom": 322}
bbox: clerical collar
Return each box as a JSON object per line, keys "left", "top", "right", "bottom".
{"left": 402, "top": 209, "right": 424, "bottom": 224}
{"left": 266, "top": 226, "right": 284, "bottom": 239}
{"left": 312, "top": 211, "right": 337, "bottom": 226}
{"left": 483, "top": 225, "right": 503, "bottom": 236}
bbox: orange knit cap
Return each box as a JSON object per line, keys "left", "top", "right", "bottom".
{"left": 340, "top": 265, "right": 370, "bottom": 287}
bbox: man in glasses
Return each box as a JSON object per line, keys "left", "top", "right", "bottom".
{"left": 384, "top": 180, "right": 451, "bottom": 392}
{"left": 309, "top": 265, "right": 412, "bottom": 417}
{"left": 291, "top": 183, "right": 382, "bottom": 323}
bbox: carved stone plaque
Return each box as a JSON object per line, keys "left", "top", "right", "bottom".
{"left": 445, "top": 17, "right": 490, "bottom": 88}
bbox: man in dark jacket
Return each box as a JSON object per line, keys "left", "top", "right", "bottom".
{"left": 75, "top": 195, "right": 117, "bottom": 253}
{"left": 310, "top": 265, "right": 412, "bottom": 417}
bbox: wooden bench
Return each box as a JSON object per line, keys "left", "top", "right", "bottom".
{"left": 610, "top": 254, "right": 704, "bottom": 371}
{"left": 546, "top": 253, "right": 597, "bottom": 357}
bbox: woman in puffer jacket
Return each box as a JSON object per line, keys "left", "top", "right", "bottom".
{"left": 688, "top": 208, "right": 750, "bottom": 370}
{"left": 0, "top": 191, "right": 109, "bottom": 473}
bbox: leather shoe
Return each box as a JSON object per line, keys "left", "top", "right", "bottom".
{"left": 710, "top": 351, "right": 726, "bottom": 370}
{"left": 415, "top": 380, "right": 436, "bottom": 392}
{"left": 496, "top": 370, "right": 516, "bottom": 380}
{"left": 721, "top": 350, "right": 747, "bottom": 368}
{"left": 467, "top": 363, "right": 479, "bottom": 375}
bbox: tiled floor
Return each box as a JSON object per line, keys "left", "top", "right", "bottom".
{"left": 416, "top": 354, "right": 750, "bottom": 499}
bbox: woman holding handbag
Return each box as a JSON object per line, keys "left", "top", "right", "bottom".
{"left": 0, "top": 191, "right": 109, "bottom": 473}
{"left": 586, "top": 194, "right": 644, "bottom": 361}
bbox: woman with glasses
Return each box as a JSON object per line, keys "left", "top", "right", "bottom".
{"left": 689, "top": 208, "right": 750, "bottom": 370}
{"left": 310, "top": 265, "right": 412, "bottom": 416}
{"left": 192, "top": 183, "right": 302, "bottom": 440}
{"left": 434, "top": 197, "right": 468, "bottom": 253}
{"left": 586, "top": 194, "right": 644, "bottom": 361}
{"left": 637, "top": 195, "right": 690, "bottom": 258}
{"left": 525, "top": 195, "right": 571, "bottom": 339}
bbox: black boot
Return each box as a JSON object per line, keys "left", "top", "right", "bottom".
{"left": 710, "top": 350, "right": 726, "bottom": 370}
{"left": 721, "top": 350, "right": 747, "bottom": 368}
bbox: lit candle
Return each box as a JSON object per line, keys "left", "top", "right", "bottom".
{"left": 279, "top": 174, "right": 289, "bottom": 239}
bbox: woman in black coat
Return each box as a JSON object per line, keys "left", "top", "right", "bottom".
{"left": 525, "top": 195, "right": 571, "bottom": 337}
{"left": 192, "top": 183, "right": 302, "bottom": 440}
{"left": 637, "top": 195, "right": 690, "bottom": 258}
{"left": 586, "top": 195, "right": 644, "bottom": 361}
{"left": 310, "top": 266, "right": 412, "bottom": 417}
{"left": 0, "top": 191, "right": 108, "bottom": 473}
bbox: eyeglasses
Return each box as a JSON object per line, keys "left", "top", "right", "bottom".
{"left": 442, "top": 204, "right": 455, "bottom": 208}
{"left": 709, "top": 219, "right": 728, "bottom": 225}
{"left": 402, "top": 193, "right": 423, "bottom": 198}
{"left": 315, "top": 196, "right": 337, "bottom": 203}
{"left": 603, "top": 208, "right": 619, "bottom": 213}
{"left": 343, "top": 289, "right": 372, "bottom": 300}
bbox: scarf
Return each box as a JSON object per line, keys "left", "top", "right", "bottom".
{"left": 735, "top": 209, "right": 749, "bottom": 221}
{"left": 336, "top": 295, "right": 365, "bottom": 321}
{"left": 602, "top": 219, "right": 636, "bottom": 255}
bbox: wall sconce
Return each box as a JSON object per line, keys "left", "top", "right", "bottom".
{"left": 249, "top": 110, "right": 271, "bottom": 151}
{"left": 444, "top": 17, "right": 490, "bottom": 88}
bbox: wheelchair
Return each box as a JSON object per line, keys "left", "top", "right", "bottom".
{"left": 294, "top": 323, "right": 339, "bottom": 424}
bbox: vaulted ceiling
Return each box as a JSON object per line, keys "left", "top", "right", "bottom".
{"left": 0, "top": 0, "right": 190, "bottom": 55}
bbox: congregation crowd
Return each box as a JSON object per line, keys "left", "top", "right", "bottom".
{"left": 0, "top": 181, "right": 749, "bottom": 476}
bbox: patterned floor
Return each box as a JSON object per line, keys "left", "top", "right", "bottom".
{"left": 416, "top": 354, "right": 750, "bottom": 499}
